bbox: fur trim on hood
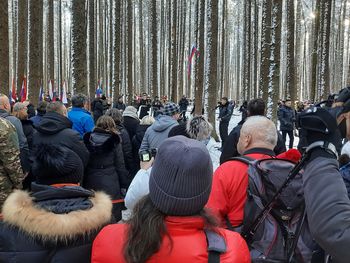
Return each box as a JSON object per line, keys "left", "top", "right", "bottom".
{"left": 1, "top": 190, "right": 112, "bottom": 243}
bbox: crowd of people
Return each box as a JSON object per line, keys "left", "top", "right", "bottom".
{"left": 1, "top": 89, "right": 350, "bottom": 263}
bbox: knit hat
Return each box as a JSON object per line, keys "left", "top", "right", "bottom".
{"left": 122, "top": 106, "right": 139, "bottom": 120}
{"left": 32, "top": 144, "right": 84, "bottom": 185}
{"left": 163, "top": 102, "right": 180, "bottom": 116}
{"left": 186, "top": 116, "right": 213, "bottom": 141}
{"left": 149, "top": 136, "right": 213, "bottom": 216}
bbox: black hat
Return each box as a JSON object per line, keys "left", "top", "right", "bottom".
{"left": 149, "top": 136, "right": 213, "bottom": 216}
{"left": 32, "top": 144, "right": 84, "bottom": 185}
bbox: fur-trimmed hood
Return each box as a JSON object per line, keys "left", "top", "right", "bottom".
{"left": 1, "top": 190, "right": 112, "bottom": 243}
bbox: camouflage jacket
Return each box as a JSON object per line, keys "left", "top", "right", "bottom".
{"left": 0, "top": 117, "right": 24, "bottom": 207}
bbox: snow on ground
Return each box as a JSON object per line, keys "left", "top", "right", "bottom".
{"left": 213, "top": 108, "right": 299, "bottom": 149}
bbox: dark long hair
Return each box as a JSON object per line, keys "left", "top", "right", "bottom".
{"left": 123, "top": 195, "right": 219, "bottom": 263}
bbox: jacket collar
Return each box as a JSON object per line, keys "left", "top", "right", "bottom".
{"left": 71, "top": 107, "right": 91, "bottom": 115}
{"left": 243, "top": 147, "right": 275, "bottom": 156}
{"left": 2, "top": 189, "right": 112, "bottom": 243}
{"left": 165, "top": 216, "right": 206, "bottom": 234}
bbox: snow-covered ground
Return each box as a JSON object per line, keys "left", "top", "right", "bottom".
{"left": 213, "top": 108, "right": 299, "bottom": 149}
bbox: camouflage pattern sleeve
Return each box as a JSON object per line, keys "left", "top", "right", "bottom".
{"left": 0, "top": 117, "right": 24, "bottom": 205}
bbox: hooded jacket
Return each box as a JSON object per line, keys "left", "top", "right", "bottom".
{"left": 91, "top": 217, "right": 250, "bottom": 263}
{"left": 139, "top": 115, "right": 178, "bottom": 152}
{"left": 0, "top": 184, "right": 112, "bottom": 263}
{"left": 68, "top": 107, "right": 95, "bottom": 138}
{"left": 33, "top": 112, "right": 89, "bottom": 167}
{"left": 132, "top": 124, "right": 152, "bottom": 170}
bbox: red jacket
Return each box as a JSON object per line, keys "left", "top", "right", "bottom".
{"left": 91, "top": 216, "right": 250, "bottom": 263}
{"left": 206, "top": 148, "right": 275, "bottom": 227}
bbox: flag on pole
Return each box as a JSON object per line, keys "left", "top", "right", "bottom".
{"left": 62, "top": 80, "right": 68, "bottom": 104}
{"left": 20, "top": 76, "right": 27, "bottom": 102}
{"left": 187, "top": 45, "right": 199, "bottom": 77}
{"left": 10, "top": 77, "right": 17, "bottom": 103}
{"left": 39, "top": 81, "right": 44, "bottom": 102}
{"left": 48, "top": 80, "right": 53, "bottom": 101}
{"left": 96, "top": 79, "right": 103, "bottom": 97}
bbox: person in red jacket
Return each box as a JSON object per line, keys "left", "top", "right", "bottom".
{"left": 207, "top": 116, "right": 278, "bottom": 228}
{"left": 91, "top": 136, "right": 250, "bottom": 263}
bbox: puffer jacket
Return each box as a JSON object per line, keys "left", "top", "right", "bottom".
{"left": 139, "top": 115, "right": 178, "bottom": 152}
{"left": 91, "top": 216, "right": 250, "bottom": 263}
{"left": 278, "top": 105, "right": 295, "bottom": 131}
{"left": 0, "top": 183, "right": 112, "bottom": 263}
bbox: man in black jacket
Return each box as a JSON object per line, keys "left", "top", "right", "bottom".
{"left": 220, "top": 98, "right": 286, "bottom": 164}
{"left": 278, "top": 99, "right": 296, "bottom": 149}
{"left": 218, "top": 97, "right": 233, "bottom": 146}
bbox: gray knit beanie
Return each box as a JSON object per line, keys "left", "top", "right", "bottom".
{"left": 149, "top": 135, "right": 213, "bottom": 216}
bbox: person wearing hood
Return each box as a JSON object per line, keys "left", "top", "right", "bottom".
{"left": 83, "top": 116, "right": 128, "bottom": 221}
{"left": 0, "top": 144, "right": 112, "bottom": 263}
{"left": 139, "top": 102, "right": 180, "bottom": 152}
{"left": 32, "top": 101, "right": 89, "bottom": 168}
{"left": 30, "top": 101, "right": 47, "bottom": 127}
{"left": 122, "top": 106, "right": 140, "bottom": 141}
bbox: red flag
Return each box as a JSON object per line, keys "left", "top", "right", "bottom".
{"left": 11, "top": 77, "right": 17, "bottom": 103}
{"left": 20, "top": 76, "right": 27, "bottom": 102}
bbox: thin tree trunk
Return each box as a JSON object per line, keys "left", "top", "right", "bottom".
{"left": 170, "top": 0, "right": 178, "bottom": 102}
{"left": 286, "top": 0, "right": 296, "bottom": 103}
{"left": 17, "top": 0, "right": 27, "bottom": 96}
{"left": 47, "top": 0, "right": 54, "bottom": 82}
{"left": 88, "top": 0, "right": 96, "bottom": 99}
{"left": 127, "top": 0, "right": 133, "bottom": 104}
{"left": 0, "top": 0, "right": 9, "bottom": 95}
{"left": 150, "top": 0, "right": 157, "bottom": 98}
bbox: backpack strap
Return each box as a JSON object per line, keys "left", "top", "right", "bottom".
{"left": 224, "top": 156, "right": 255, "bottom": 165}
{"left": 205, "top": 230, "right": 227, "bottom": 263}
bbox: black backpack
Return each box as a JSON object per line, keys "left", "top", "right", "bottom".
{"left": 230, "top": 156, "right": 316, "bottom": 263}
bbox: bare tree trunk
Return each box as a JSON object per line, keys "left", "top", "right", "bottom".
{"left": 17, "top": 0, "right": 27, "bottom": 96}
{"left": 194, "top": 0, "right": 204, "bottom": 115}
{"left": 207, "top": 0, "right": 219, "bottom": 140}
{"left": 170, "top": 0, "right": 178, "bottom": 102}
{"left": 243, "top": 1, "right": 251, "bottom": 100}
{"left": 28, "top": 0, "right": 43, "bottom": 105}
{"left": 286, "top": 0, "right": 296, "bottom": 103}
{"left": 71, "top": 0, "right": 87, "bottom": 94}
{"left": 113, "top": 0, "right": 121, "bottom": 98}
{"left": 127, "top": 0, "right": 133, "bottom": 104}
{"left": 150, "top": 0, "right": 157, "bottom": 98}
{"left": 311, "top": 0, "right": 321, "bottom": 101}
{"left": 88, "top": 0, "right": 96, "bottom": 99}
{"left": 47, "top": 0, "right": 54, "bottom": 82}
{"left": 0, "top": 0, "right": 9, "bottom": 95}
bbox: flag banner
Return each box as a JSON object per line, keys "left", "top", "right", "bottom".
{"left": 187, "top": 45, "right": 199, "bottom": 77}
{"left": 39, "top": 82, "right": 44, "bottom": 102}
{"left": 20, "top": 76, "right": 27, "bottom": 102}
{"left": 11, "top": 77, "right": 16, "bottom": 103}
{"left": 48, "top": 80, "right": 53, "bottom": 100}
{"left": 62, "top": 80, "right": 68, "bottom": 104}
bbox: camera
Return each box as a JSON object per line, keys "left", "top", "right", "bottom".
{"left": 139, "top": 148, "right": 157, "bottom": 162}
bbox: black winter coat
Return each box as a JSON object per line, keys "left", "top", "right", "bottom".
{"left": 219, "top": 104, "right": 233, "bottom": 123}
{"left": 179, "top": 98, "right": 189, "bottom": 112}
{"left": 83, "top": 129, "right": 128, "bottom": 198}
{"left": 123, "top": 116, "right": 140, "bottom": 141}
{"left": 21, "top": 119, "right": 34, "bottom": 150}
{"left": 278, "top": 105, "right": 295, "bottom": 131}
{"left": 33, "top": 112, "right": 90, "bottom": 167}
{"left": 132, "top": 124, "right": 151, "bottom": 171}
{"left": 0, "top": 183, "right": 112, "bottom": 263}
{"left": 91, "top": 99, "right": 104, "bottom": 123}
{"left": 114, "top": 102, "right": 126, "bottom": 111}
{"left": 220, "top": 124, "right": 287, "bottom": 164}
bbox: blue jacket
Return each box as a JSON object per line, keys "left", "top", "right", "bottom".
{"left": 68, "top": 107, "right": 94, "bottom": 138}
{"left": 340, "top": 162, "right": 350, "bottom": 198}
{"left": 278, "top": 105, "right": 295, "bottom": 131}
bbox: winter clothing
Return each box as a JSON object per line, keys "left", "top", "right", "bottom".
{"left": 0, "top": 184, "right": 112, "bottom": 263}
{"left": 83, "top": 129, "right": 128, "bottom": 220}
{"left": 0, "top": 117, "right": 24, "bottom": 207}
{"left": 30, "top": 111, "right": 45, "bottom": 127}
{"left": 131, "top": 124, "right": 152, "bottom": 170}
{"left": 0, "top": 110, "right": 30, "bottom": 172}
{"left": 276, "top": 148, "right": 302, "bottom": 164}
{"left": 113, "top": 100, "right": 126, "bottom": 111}
{"left": 207, "top": 148, "right": 275, "bottom": 227}
{"left": 218, "top": 103, "right": 233, "bottom": 145}
{"left": 32, "top": 144, "right": 84, "bottom": 186}
{"left": 124, "top": 167, "right": 152, "bottom": 210}
{"left": 117, "top": 124, "right": 138, "bottom": 183}
{"left": 91, "top": 216, "right": 250, "bottom": 263}
{"left": 68, "top": 107, "right": 95, "bottom": 138}
{"left": 33, "top": 112, "right": 90, "bottom": 168}
{"left": 123, "top": 113, "right": 140, "bottom": 142}
{"left": 91, "top": 98, "right": 104, "bottom": 123}
{"left": 139, "top": 114, "right": 179, "bottom": 152}
{"left": 163, "top": 102, "right": 180, "bottom": 116}
{"left": 179, "top": 97, "right": 189, "bottom": 112}
{"left": 20, "top": 119, "right": 34, "bottom": 150}
{"left": 149, "top": 136, "right": 213, "bottom": 216}
{"left": 281, "top": 130, "right": 294, "bottom": 149}
{"left": 122, "top": 106, "right": 138, "bottom": 119}
{"left": 303, "top": 157, "right": 350, "bottom": 263}
{"left": 220, "top": 124, "right": 286, "bottom": 164}
{"left": 278, "top": 105, "right": 295, "bottom": 131}
{"left": 26, "top": 103, "right": 36, "bottom": 119}
{"left": 138, "top": 99, "right": 151, "bottom": 119}
{"left": 205, "top": 137, "right": 221, "bottom": 171}
{"left": 168, "top": 122, "right": 190, "bottom": 138}
{"left": 340, "top": 162, "right": 350, "bottom": 198}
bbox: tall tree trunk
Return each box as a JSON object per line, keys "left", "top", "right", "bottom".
{"left": 170, "top": 0, "right": 178, "bottom": 102}
{"left": 138, "top": 0, "right": 145, "bottom": 94}
{"left": 127, "top": 0, "right": 133, "bottom": 104}
{"left": 0, "top": 0, "right": 9, "bottom": 95}
{"left": 71, "top": 0, "right": 87, "bottom": 94}
{"left": 311, "top": 0, "right": 321, "bottom": 101}
{"left": 113, "top": 0, "right": 121, "bottom": 98}
{"left": 150, "top": 0, "right": 157, "bottom": 98}
{"left": 243, "top": 1, "right": 251, "bottom": 100}
{"left": 47, "top": 0, "right": 54, "bottom": 82}
{"left": 207, "top": 0, "right": 219, "bottom": 139}
{"left": 286, "top": 0, "right": 296, "bottom": 103}
{"left": 88, "top": 0, "right": 96, "bottom": 99}
{"left": 260, "top": 0, "right": 271, "bottom": 100}
{"left": 194, "top": 0, "right": 204, "bottom": 115}
{"left": 28, "top": 0, "right": 43, "bottom": 105}
{"left": 17, "top": 0, "right": 27, "bottom": 96}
